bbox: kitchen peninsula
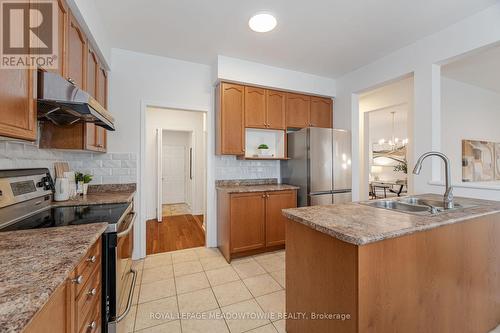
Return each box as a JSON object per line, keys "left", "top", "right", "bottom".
{"left": 282, "top": 194, "right": 500, "bottom": 333}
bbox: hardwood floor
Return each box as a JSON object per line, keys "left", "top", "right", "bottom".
{"left": 146, "top": 214, "right": 205, "bottom": 255}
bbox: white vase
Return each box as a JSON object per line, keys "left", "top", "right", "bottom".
{"left": 83, "top": 183, "right": 89, "bottom": 196}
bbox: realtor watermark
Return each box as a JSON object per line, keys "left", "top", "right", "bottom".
{"left": 0, "top": 0, "right": 58, "bottom": 69}
{"left": 149, "top": 311, "right": 352, "bottom": 322}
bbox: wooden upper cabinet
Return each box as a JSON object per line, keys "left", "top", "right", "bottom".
{"left": 310, "top": 96, "right": 333, "bottom": 128}
{"left": 67, "top": 13, "right": 86, "bottom": 88}
{"left": 230, "top": 192, "right": 266, "bottom": 253}
{"left": 286, "top": 93, "right": 310, "bottom": 128}
{"left": 266, "top": 90, "right": 285, "bottom": 129}
{"left": 265, "top": 190, "right": 297, "bottom": 247}
{"left": 217, "top": 83, "right": 245, "bottom": 155}
{"left": 95, "top": 65, "right": 108, "bottom": 151}
{"left": 244, "top": 86, "right": 266, "bottom": 128}
{"left": 46, "top": 0, "right": 68, "bottom": 76}
{"left": 0, "top": 69, "right": 36, "bottom": 140}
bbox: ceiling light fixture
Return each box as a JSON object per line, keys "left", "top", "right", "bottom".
{"left": 249, "top": 13, "right": 277, "bottom": 33}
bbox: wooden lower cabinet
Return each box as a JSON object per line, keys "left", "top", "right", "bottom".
{"left": 24, "top": 237, "right": 102, "bottom": 333}
{"left": 218, "top": 190, "right": 297, "bottom": 261}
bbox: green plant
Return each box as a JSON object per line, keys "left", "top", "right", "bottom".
{"left": 394, "top": 161, "right": 408, "bottom": 174}
{"left": 257, "top": 144, "right": 269, "bottom": 149}
{"left": 83, "top": 174, "right": 93, "bottom": 184}
{"left": 75, "top": 172, "right": 84, "bottom": 183}
{"left": 75, "top": 172, "right": 93, "bottom": 184}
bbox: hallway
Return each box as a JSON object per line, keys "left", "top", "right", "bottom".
{"left": 146, "top": 214, "right": 205, "bottom": 255}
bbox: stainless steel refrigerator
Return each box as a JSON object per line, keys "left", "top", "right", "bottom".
{"left": 281, "top": 128, "right": 352, "bottom": 207}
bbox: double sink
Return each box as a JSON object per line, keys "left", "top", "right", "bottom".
{"left": 362, "top": 196, "right": 477, "bottom": 216}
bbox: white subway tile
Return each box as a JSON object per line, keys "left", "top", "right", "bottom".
{"left": 112, "top": 153, "right": 130, "bottom": 160}
{"left": 112, "top": 168, "right": 129, "bottom": 176}
{"left": 101, "top": 176, "right": 121, "bottom": 184}
{"left": 92, "top": 153, "right": 112, "bottom": 160}
{"left": 121, "top": 160, "right": 136, "bottom": 168}
{"left": 92, "top": 168, "right": 112, "bottom": 176}
{"left": 102, "top": 160, "right": 121, "bottom": 168}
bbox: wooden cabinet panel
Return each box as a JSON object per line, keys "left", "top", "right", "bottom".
{"left": 85, "top": 46, "right": 99, "bottom": 152}
{"left": 266, "top": 90, "right": 285, "bottom": 129}
{"left": 95, "top": 65, "right": 108, "bottom": 152}
{"left": 0, "top": 69, "right": 36, "bottom": 140}
{"left": 265, "top": 190, "right": 297, "bottom": 247}
{"left": 230, "top": 193, "right": 266, "bottom": 253}
{"left": 217, "top": 83, "right": 245, "bottom": 155}
{"left": 244, "top": 86, "right": 266, "bottom": 128}
{"left": 67, "top": 14, "right": 86, "bottom": 88}
{"left": 23, "top": 281, "right": 71, "bottom": 333}
{"left": 310, "top": 96, "right": 333, "bottom": 128}
{"left": 286, "top": 93, "right": 310, "bottom": 128}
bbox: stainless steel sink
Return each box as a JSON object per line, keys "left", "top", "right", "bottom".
{"left": 362, "top": 197, "right": 477, "bottom": 216}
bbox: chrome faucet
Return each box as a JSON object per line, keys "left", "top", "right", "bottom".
{"left": 413, "top": 151, "right": 454, "bottom": 209}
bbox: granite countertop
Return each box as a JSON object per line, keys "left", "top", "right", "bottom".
{"left": 282, "top": 194, "right": 500, "bottom": 246}
{"left": 0, "top": 224, "right": 107, "bottom": 333}
{"left": 52, "top": 191, "right": 135, "bottom": 207}
{"left": 216, "top": 184, "right": 300, "bottom": 193}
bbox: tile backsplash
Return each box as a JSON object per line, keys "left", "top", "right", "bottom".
{"left": 0, "top": 141, "right": 137, "bottom": 185}
{"left": 215, "top": 155, "right": 279, "bottom": 180}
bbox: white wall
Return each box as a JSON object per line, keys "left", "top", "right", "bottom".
{"left": 440, "top": 77, "right": 500, "bottom": 200}
{"left": 335, "top": 3, "right": 500, "bottom": 201}
{"left": 145, "top": 108, "right": 205, "bottom": 219}
{"left": 108, "top": 48, "right": 214, "bottom": 258}
{"left": 217, "top": 56, "right": 336, "bottom": 97}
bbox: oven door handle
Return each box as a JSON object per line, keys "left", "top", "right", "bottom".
{"left": 115, "top": 268, "right": 137, "bottom": 323}
{"left": 117, "top": 212, "right": 136, "bottom": 238}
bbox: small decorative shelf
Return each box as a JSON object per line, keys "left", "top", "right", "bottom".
{"left": 243, "top": 128, "right": 286, "bottom": 159}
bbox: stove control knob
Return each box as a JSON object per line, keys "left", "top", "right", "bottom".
{"left": 36, "top": 181, "right": 44, "bottom": 188}
{"left": 44, "top": 185, "right": 52, "bottom": 191}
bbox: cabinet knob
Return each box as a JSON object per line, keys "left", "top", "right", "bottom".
{"left": 88, "top": 321, "right": 96, "bottom": 330}
{"left": 262, "top": 194, "right": 266, "bottom": 198}
{"left": 87, "top": 288, "right": 97, "bottom": 296}
{"left": 86, "top": 255, "right": 97, "bottom": 263}
{"left": 72, "top": 275, "right": 83, "bottom": 284}
{"left": 67, "top": 77, "right": 76, "bottom": 86}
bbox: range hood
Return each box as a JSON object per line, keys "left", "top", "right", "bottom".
{"left": 37, "top": 70, "right": 115, "bottom": 131}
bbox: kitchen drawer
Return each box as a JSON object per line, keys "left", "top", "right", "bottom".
{"left": 78, "top": 298, "right": 101, "bottom": 333}
{"left": 74, "top": 238, "right": 102, "bottom": 297}
{"left": 76, "top": 266, "right": 101, "bottom": 331}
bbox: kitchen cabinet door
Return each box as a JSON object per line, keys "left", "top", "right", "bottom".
{"left": 95, "top": 66, "right": 108, "bottom": 152}
{"left": 265, "top": 190, "right": 297, "bottom": 247}
{"left": 310, "top": 96, "right": 333, "bottom": 128}
{"left": 0, "top": 69, "right": 36, "bottom": 140}
{"left": 244, "top": 86, "right": 266, "bottom": 128}
{"left": 217, "top": 83, "right": 245, "bottom": 155}
{"left": 266, "top": 90, "right": 285, "bottom": 129}
{"left": 67, "top": 13, "right": 86, "bottom": 89}
{"left": 286, "top": 93, "right": 310, "bottom": 128}
{"left": 230, "top": 193, "right": 266, "bottom": 253}
{"left": 85, "top": 46, "right": 100, "bottom": 152}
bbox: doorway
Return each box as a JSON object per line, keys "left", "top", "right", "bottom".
{"left": 359, "top": 76, "right": 414, "bottom": 200}
{"left": 145, "top": 107, "right": 207, "bottom": 254}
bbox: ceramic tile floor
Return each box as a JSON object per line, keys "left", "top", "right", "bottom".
{"left": 127, "top": 247, "right": 287, "bottom": 333}
{"left": 162, "top": 203, "right": 192, "bottom": 217}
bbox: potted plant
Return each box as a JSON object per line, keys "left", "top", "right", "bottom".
{"left": 75, "top": 172, "right": 93, "bottom": 195}
{"left": 257, "top": 144, "right": 270, "bottom": 156}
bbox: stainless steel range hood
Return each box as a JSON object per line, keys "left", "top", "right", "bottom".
{"left": 37, "top": 70, "right": 115, "bottom": 131}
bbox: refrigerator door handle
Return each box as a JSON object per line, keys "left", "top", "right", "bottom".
{"left": 309, "top": 191, "right": 333, "bottom": 196}
{"left": 332, "top": 189, "right": 352, "bottom": 194}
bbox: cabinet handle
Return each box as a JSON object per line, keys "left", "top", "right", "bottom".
{"left": 87, "top": 288, "right": 97, "bottom": 296}
{"left": 262, "top": 194, "right": 266, "bottom": 198}
{"left": 86, "top": 255, "right": 97, "bottom": 263}
{"left": 72, "top": 275, "right": 83, "bottom": 284}
{"left": 88, "top": 321, "right": 96, "bottom": 330}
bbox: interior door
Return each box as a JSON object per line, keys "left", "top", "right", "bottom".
{"left": 162, "top": 145, "right": 186, "bottom": 204}
{"left": 156, "top": 129, "right": 163, "bottom": 222}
